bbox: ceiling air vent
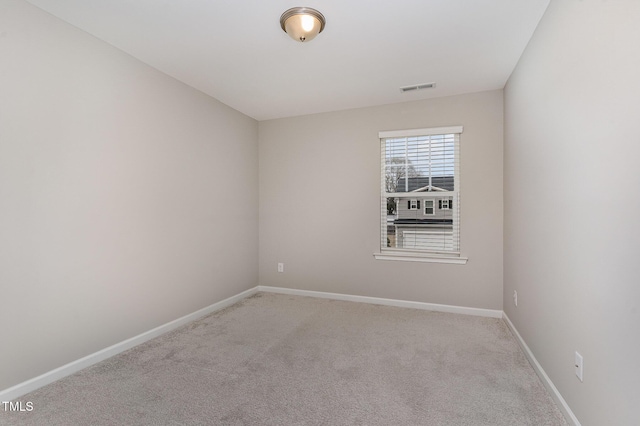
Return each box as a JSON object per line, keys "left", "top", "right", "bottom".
{"left": 400, "top": 82, "right": 436, "bottom": 93}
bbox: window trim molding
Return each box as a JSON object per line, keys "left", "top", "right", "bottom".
{"left": 423, "top": 199, "right": 435, "bottom": 216}
{"left": 373, "top": 251, "right": 468, "bottom": 264}
{"left": 377, "top": 125, "right": 465, "bottom": 265}
{"left": 379, "top": 126, "right": 463, "bottom": 139}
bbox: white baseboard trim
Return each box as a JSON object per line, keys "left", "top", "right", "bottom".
{"left": 257, "top": 286, "right": 502, "bottom": 318}
{"left": 0, "top": 286, "right": 258, "bottom": 402}
{"left": 502, "top": 313, "right": 581, "bottom": 426}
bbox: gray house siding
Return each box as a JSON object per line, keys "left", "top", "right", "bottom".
{"left": 393, "top": 196, "right": 454, "bottom": 249}
{"left": 387, "top": 177, "right": 456, "bottom": 250}
{"left": 395, "top": 196, "right": 454, "bottom": 221}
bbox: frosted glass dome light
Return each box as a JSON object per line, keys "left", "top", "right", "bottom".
{"left": 280, "top": 7, "right": 326, "bottom": 43}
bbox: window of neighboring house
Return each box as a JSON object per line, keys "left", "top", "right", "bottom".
{"left": 439, "top": 199, "right": 451, "bottom": 210}
{"left": 424, "top": 199, "right": 435, "bottom": 215}
{"left": 374, "top": 126, "right": 467, "bottom": 264}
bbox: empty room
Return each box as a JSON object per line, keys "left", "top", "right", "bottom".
{"left": 1, "top": 0, "right": 638, "bottom": 425}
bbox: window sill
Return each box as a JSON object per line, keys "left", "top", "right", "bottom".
{"left": 373, "top": 251, "right": 468, "bottom": 265}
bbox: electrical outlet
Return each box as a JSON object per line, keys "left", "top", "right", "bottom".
{"left": 513, "top": 290, "right": 518, "bottom": 306}
{"left": 575, "top": 352, "right": 584, "bottom": 382}
{"left": 277, "top": 263, "right": 284, "bottom": 273}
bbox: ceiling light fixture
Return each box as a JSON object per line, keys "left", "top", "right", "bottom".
{"left": 280, "top": 7, "right": 326, "bottom": 42}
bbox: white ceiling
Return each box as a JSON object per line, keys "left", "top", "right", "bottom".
{"left": 26, "top": 0, "right": 550, "bottom": 121}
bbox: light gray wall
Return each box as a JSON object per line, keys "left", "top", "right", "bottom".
{"left": 0, "top": 0, "right": 258, "bottom": 391}
{"left": 259, "top": 91, "right": 503, "bottom": 309}
{"left": 504, "top": 1, "right": 640, "bottom": 424}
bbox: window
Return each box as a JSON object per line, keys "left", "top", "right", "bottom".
{"left": 374, "top": 126, "right": 467, "bottom": 264}
{"left": 423, "top": 199, "right": 434, "bottom": 215}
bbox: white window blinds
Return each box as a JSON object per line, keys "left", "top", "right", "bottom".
{"left": 379, "top": 127, "right": 462, "bottom": 256}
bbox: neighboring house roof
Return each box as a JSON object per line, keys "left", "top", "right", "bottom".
{"left": 397, "top": 176, "right": 454, "bottom": 192}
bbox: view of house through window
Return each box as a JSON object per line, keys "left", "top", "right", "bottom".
{"left": 379, "top": 127, "right": 461, "bottom": 256}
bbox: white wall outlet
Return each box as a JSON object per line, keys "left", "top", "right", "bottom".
{"left": 277, "top": 263, "right": 284, "bottom": 273}
{"left": 575, "top": 351, "right": 584, "bottom": 382}
{"left": 513, "top": 290, "right": 518, "bottom": 306}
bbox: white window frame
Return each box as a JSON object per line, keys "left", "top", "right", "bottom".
{"left": 409, "top": 199, "right": 418, "bottom": 210}
{"left": 423, "top": 199, "right": 435, "bottom": 216}
{"left": 374, "top": 126, "right": 468, "bottom": 264}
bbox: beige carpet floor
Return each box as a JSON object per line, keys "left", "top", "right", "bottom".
{"left": 1, "top": 292, "right": 567, "bottom": 425}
